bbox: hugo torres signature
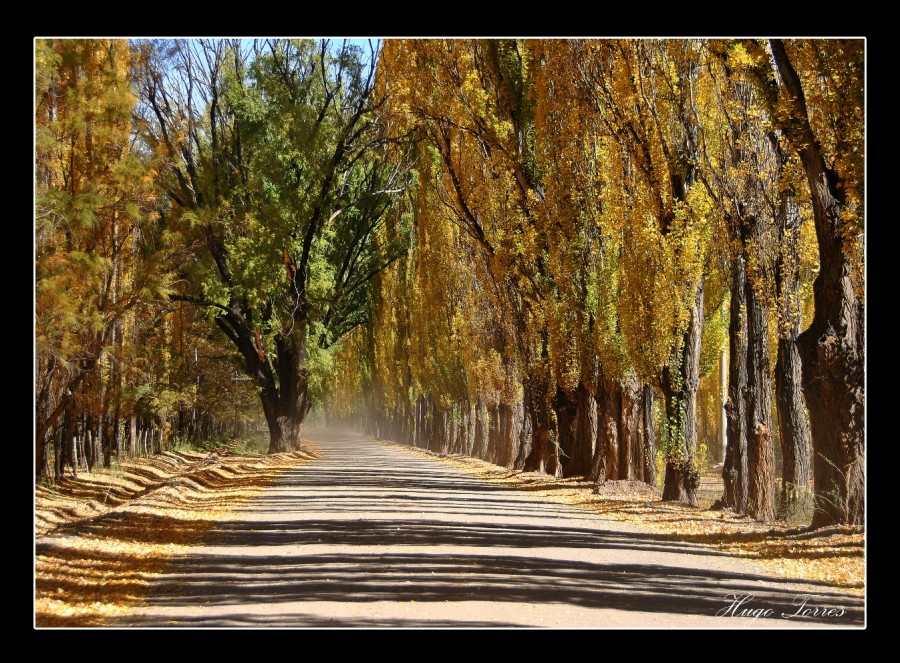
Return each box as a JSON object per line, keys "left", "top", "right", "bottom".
{"left": 716, "top": 594, "right": 847, "bottom": 620}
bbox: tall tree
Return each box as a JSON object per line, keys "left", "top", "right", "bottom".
{"left": 693, "top": 43, "right": 781, "bottom": 520}
{"left": 531, "top": 39, "right": 656, "bottom": 483}
{"left": 378, "top": 39, "right": 561, "bottom": 474}
{"left": 773, "top": 191, "right": 813, "bottom": 511}
{"left": 136, "top": 39, "right": 409, "bottom": 452}
{"left": 768, "top": 39, "right": 864, "bottom": 526}
{"left": 565, "top": 40, "right": 711, "bottom": 504}
{"left": 323, "top": 38, "right": 863, "bottom": 529}
{"left": 35, "top": 39, "right": 169, "bottom": 478}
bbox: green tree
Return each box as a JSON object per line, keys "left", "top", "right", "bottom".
{"left": 136, "top": 39, "right": 410, "bottom": 452}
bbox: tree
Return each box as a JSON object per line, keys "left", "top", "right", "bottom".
{"left": 136, "top": 39, "right": 410, "bottom": 453}
{"left": 322, "top": 38, "right": 863, "bottom": 529}
{"left": 378, "top": 39, "right": 561, "bottom": 473}
{"left": 531, "top": 39, "right": 657, "bottom": 483}
{"left": 561, "top": 40, "right": 711, "bottom": 504}
{"left": 691, "top": 41, "right": 783, "bottom": 520}
{"left": 35, "top": 39, "right": 169, "bottom": 478}
{"left": 769, "top": 39, "right": 864, "bottom": 526}
{"left": 707, "top": 38, "right": 863, "bottom": 524}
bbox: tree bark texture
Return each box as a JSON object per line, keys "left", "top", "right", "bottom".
{"left": 724, "top": 249, "right": 749, "bottom": 513}
{"left": 773, "top": 174, "right": 813, "bottom": 516}
{"left": 661, "top": 280, "right": 704, "bottom": 506}
{"left": 770, "top": 40, "right": 864, "bottom": 527}
{"left": 743, "top": 216, "right": 776, "bottom": 523}
{"left": 564, "top": 382, "right": 597, "bottom": 477}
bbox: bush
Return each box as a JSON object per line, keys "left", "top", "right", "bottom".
{"left": 232, "top": 435, "right": 269, "bottom": 455}
{"left": 172, "top": 434, "right": 231, "bottom": 454}
{"left": 777, "top": 485, "right": 815, "bottom": 526}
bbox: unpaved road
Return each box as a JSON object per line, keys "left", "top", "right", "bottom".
{"left": 123, "top": 427, "right": 863, "bottom": 627}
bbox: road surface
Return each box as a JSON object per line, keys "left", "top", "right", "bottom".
{"left": 123, "top": 427, "right": 863, "bottom": 627}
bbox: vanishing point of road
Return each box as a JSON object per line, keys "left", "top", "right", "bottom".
{"left": 123, "top": 427, "right": 863, "bottom": 628}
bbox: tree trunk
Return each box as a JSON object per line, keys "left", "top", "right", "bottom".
{"left": 473, "top": 397, "right": 487, "bottom": 459}
{"left": 775, "top": 334, "right": 811, "bottom": 509}
{"left": 484, "top": 401, "right": 497, "bottom": 462}
{"left": 566, "top": 382, "right": 597, "bottom": 477}
{"left": 36, "top": 412, "right": 49, "bottom": 481}
{"left": 129, "top": 414, "right": 137, "bottom": 458}
{"left": 411, "top": 397, "right": 420, "bottom": 447}
{"left": 770, "top": 40, "right": 864, "bottom": 527}
{"left": 440, "top": 410, "right": 448, "bottom": 451}
{"left": 62, "top": 401, "right": 76, "bottom": 479}
{"left": 748, "top": 422, "right": 775, "bottom": 521}
{"left": 523, "top": 381, "right": 555, "bottom": 475}
{"left": 661, "top": 280, "right": 704, "bottom": 506}
{"left": 95, "top": 423, "right": 104, "bottom": 469}
{"left": 433, "top": 406, "right": 444, "bottom": 453}
{"left": 605, "top": 391, "right": 620, "bottom": 482}
{"left": 744, "top": 216, "right": 776, "bottom": 523}
{"left": 268, "top": 324, "right": 312, "bottom": 453}
{"left": 719, "top": 351, "right": 728, "bottom": 463}
{"left": 620, "top": 387, "right": 634, "bottom": 480}
{"left": 522, "top": 392, "right": 539, "bottom": 472}
{"left": 486, "top": 404, "right": 496, "bottom": 461}
{"left": 114, "top": 411, "right": 121, "bottom": 466}
{"left": 552, "top": 387, "right": 577, "bottom": 477}
{"left": 513, "top": 400, "right": 532, "bottom": 470}
{"left": 431, "top": 399, "right": 445, "bottom": 454}
{"left": 522, "top": 328, "right": 558, "bottom": 475}
{"left": 620, "top": 376, "right": 644, "bottom": 482}
{"left": 101, "top": 415, "right": 112, "bottom": 468}
{"left": 774, "top": 193, "right": 812, "bottom": 512}
{"left": 406, "top": 404, "right": 416, "bottom": 446}
{"left": 72, "top": 434, "right": 80, "bottom": 475}
{"left": 590, "top": 374, "right": 619, "bottom": 483}
{"left": 466, "top": 401, "right": 476, "bottom": 455}
{"left": 459, "top": 415, "right": 467, "bottom": 455}
{"left": 447, "top": 408, "right": 457, "bottom": 454}
{"left": 492, "top": 403, "right": 504, "bottom": 465}
{"left": 261, "top": 389, "right": 281, "bottom": 451}
{"left": 86, "top": 426, "right": 94, "bottom": 471}
{"left": 419, "top": 396, "right": 428, "bottom": 448}
{"left": 497, "top": 402, "right": 516, "bottom": 467}
{"left": 422, "top": 396, "right": 433, "bottom": 449}
{"left": 723, "top": 249, "right": 749, "bottom": 513}
{"left": 545, "top": 428, "right": 561, "bottom": 477}
{"left": 439, "top": 407, "right": 450, "bottom": 454}
{"left": 642, "top": 385, "right": 657, "bottom": 487}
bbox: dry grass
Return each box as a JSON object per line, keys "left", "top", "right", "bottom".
{"left": 35, "top": 445, "right": 318, "bottom": 627}
{"left": 388, "top": 442, "right": 864, "bottom": 596}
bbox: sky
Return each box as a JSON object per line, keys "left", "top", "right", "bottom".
{"left": 237, "top": 38, "right": 381, "bottom": 65}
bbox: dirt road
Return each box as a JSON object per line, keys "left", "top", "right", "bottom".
{"left": 123, "top": 427, "right": 863, "bottom": 627}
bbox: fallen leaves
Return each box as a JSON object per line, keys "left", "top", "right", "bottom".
{"left": 35, "top": 445, "right": 318, "bottom": 627}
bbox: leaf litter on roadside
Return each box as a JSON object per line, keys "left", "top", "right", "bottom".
{"left": 390, "top": 442, "right": 864, "bottom": 596}
{"left": 35, "top": 445, "right": 318, "bottom": 627}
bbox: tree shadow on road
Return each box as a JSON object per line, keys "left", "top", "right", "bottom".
{"left": 43, "top": 435, "right": 864, "bottom": 628}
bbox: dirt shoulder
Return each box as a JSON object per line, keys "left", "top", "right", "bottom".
{"left": 35, "top": 446, "right": 318, "bottom": 626}
{"left": 386, "top": 443, "right": 864, "bottom": 596}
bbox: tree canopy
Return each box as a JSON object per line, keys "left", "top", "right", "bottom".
{"left": 35, "top": 37, "right": 864, "bottom": 529}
